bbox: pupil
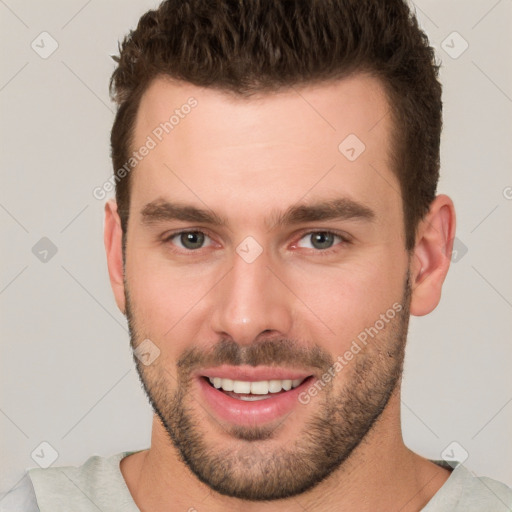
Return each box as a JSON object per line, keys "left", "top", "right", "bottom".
{"left": 312, "top": 232, "right": 334, "bottom": 249}
{"left": 181, "top": 231, "right": 204, "bottom": 249}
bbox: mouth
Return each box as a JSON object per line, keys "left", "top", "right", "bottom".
{"left": 195, "top": 366, "right": 316, "bottom": 426}
{"left": 204, "top": 376, "right": 307, "bottom": 401}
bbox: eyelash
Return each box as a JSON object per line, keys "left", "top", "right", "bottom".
{"left": 161, "top": 229, "right": 351, "bottom": 256}
{"left": 293, "top": 230, "right": 351, "bottom": 256}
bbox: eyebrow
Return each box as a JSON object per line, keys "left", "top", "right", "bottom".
{"left": 141, "top": 200, "right": 226, "bottom": 226}
{"left": 269, "top": 197, "right": 375, "bottom": 228}
{"left": 140, "top": 197, "right": 375, "bottom": 229}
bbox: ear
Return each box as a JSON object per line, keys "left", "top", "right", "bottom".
{"left": 409, "top": 194, "right": 456, "bottom": 316}
{"left": 104, "top": 199, "right": 126, "bottom": 315}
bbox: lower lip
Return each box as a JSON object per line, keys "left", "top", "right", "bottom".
{"left": 197, "top": 377, "right": 314, "bottom": 427}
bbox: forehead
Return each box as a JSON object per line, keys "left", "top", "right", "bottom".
{"left": 135, "top": 73, "right": 392, "bottom": 149}
{"left": 129, "top": 74, "right": 399, "bottom": 226}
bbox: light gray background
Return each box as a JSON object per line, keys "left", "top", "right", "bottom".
{"left": 1, "top": 0, "right": 511, "bottom": 497}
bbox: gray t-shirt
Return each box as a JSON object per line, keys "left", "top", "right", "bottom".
{"left": 1, "top": 451, "right": 511, "bottom": 511}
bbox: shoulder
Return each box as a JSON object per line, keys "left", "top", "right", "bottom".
{"left": 28, "top": 452, "right": 126, "bottom": 485}
{"left": 464, "top": 472, "right": 512, "bottom": 509}
{"left": 425, "top": 461, "right": 512, "bottom": 511}
{"left": 0, "top": 474, "right": 39, "bottom": 512}
{"left": 23, "top": 450, "right": 142, "bottom": 512}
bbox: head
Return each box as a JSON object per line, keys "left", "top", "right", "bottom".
{"left": 104, "top": 0, "right": 455, "bottom": 502}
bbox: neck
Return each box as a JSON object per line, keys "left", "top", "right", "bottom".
{"left": 121, "top": 388, "right": 451, "bottom": 512}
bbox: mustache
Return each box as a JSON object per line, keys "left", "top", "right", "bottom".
{"left": 177, "top": 338, "right": 334, "bottom": 376}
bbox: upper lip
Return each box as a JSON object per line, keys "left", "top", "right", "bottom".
{"left": 196, "top": 365, "right": 313, "bottom": 382}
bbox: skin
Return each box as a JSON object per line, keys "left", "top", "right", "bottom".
{"left": 104, "top": 73, "right": 456, "bottom": 511}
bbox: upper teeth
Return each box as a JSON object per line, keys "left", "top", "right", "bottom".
{"left": 208, "top": 377, "right": 304, "bottom": 394}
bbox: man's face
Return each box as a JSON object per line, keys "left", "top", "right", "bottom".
{"left": 122, "top": 74, "right": 412, "bottom": 500}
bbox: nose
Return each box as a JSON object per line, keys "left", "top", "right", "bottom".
{"left": 210, "top": 247, "right": 293, "bottom": 345}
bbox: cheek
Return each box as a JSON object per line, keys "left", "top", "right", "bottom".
{"left": 125, "top": 251, "right": 218, "bottom": 351}
{"left": 289, "top": 248, "right": 407, "bottom": 350}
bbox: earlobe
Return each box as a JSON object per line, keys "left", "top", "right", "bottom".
{"left": 104, "top": 199, "right": 126, "bottom": 315}
{"left": 409, "top": 194, "right": 456, "bottom": 316}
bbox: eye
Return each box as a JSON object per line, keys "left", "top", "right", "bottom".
{"left": 165, "top": 230, "right": 213, "bottom": 250}
{"left": 296, "top": 231, "right": 346, "bottom": 251}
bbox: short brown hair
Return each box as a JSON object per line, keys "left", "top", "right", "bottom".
{"left": 109, "top": 0, "right": 442, "bottom": 251}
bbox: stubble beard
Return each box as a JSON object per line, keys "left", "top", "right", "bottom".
{"left": 125, "top": 273, "right": 411, "bottom": 501}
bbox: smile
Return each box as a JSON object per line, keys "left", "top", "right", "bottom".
{"left": 195, "top": 366, "right": 316, "bottom": 426}
{"left": 206, "top": 377, "right": 306, "bottom": 400}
